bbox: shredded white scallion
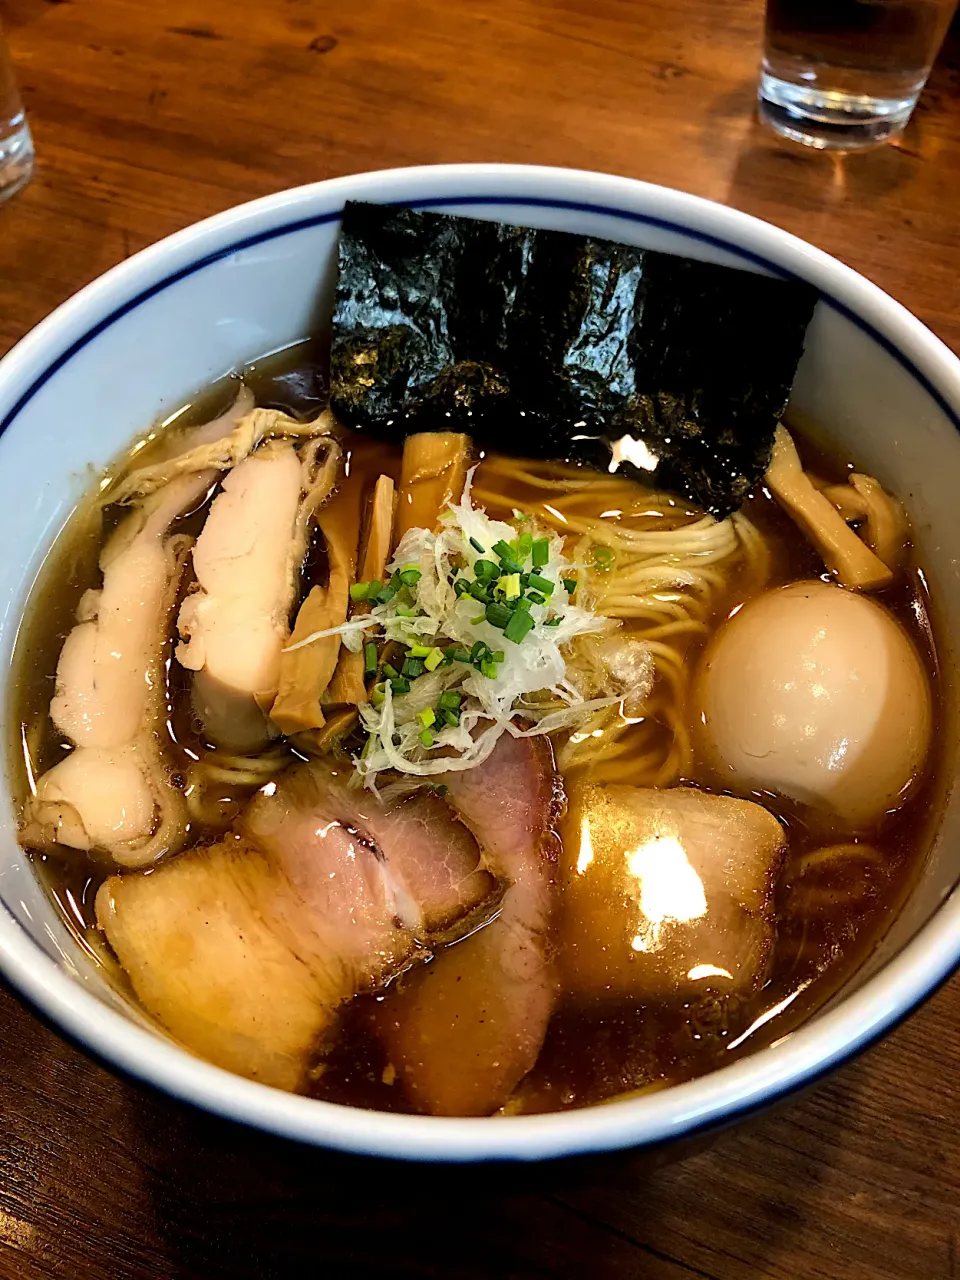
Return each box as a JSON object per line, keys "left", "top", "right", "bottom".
{"left": 352, "top": 469, "right": 623, "bottom": 787}
{"left": 281, "top": 615, "right": 378, "bottom": 654}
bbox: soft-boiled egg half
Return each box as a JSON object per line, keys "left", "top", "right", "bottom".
{"left": 694, "top": 581, "right": 932, "bottom": 828}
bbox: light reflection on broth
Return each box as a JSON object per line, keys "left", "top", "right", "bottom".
{"left": 8, "top": 338, "right": 948, "bottom": 1117}
{"left": 624, "top": 834, "right": 708, "bottom": 955}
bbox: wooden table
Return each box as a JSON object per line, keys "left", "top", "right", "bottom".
{"left": 1, "top": 1, "right": 959, "bottom": 1276}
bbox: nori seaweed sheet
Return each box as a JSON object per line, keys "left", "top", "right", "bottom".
{"left": 330, "top": 202, "right": 818, "bottom": 516}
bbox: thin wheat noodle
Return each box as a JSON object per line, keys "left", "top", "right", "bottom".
{"left": 796, "top": 844, "right": 884, "bottom": 875}
{"left": 183, "top": 746, "right": 294, "bottom": 826}
{"left": 479, "top": 456, "right": 771, "bottom": 787}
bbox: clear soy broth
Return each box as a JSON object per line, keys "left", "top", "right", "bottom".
{"left": 9, "top": 339, "right": 948, "bottom": 1115}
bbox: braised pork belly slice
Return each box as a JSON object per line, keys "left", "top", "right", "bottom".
{"left": 559, "top": 785, "right": 786, "bottom": 1004}
{"left": 378, "top": 734, "right": 563, "bottom": 1116}
{"left": 97, "top": 759, "right": 496, "bottom": 1090}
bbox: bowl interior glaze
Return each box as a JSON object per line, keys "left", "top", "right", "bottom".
{"left": 0, "top": 165, "right": 958, "bottom": 1161}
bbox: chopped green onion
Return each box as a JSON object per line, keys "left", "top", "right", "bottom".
{"left": 492, "top": 650, "right": 505, "bottom": 663}
{"left": 441, "top": 708, "right": 460, "bottom": 727}
{"left": 468, "top": 580, "right": 490, "bottom": 603}
{"left": 395, "top": 606, "right": 417, "bottom": 618}
{"left": 371, "top": 683, "right": 386, "bottom": 707}
{"left": 532, "top": 538, "right": 550, "bottom": 568}
{"left": 449, "top": 646, "right": 472, "bottom": 663}
{"left": 389, "top": 676, "right": 411, "bottom": 694}
{"left": 562, "top": 578, "right": 577, "bottom": 594}
{"left": 424, "top": 647, "right": 445, "bottom": 672}
{"left": 501, "top": 573, "right": 521, "bottom": 599}
{"left": 527, "top": 573, "right": 554, "bottom": 595}
{"left": 349, "top": 582, "right": 370, "bottom": 602}
{"left": 485, "top": 601, "right": 513, "bottom": 629}
{"left": 514, "top": 596, "right": 532, "bottom": 612}
{"left": 364, "top": 642, "right": 378, "bottom": 677}
{"left": 528, "top": 590, "right": 546, "bottom": 606}
{"left": 480, "top": 659, "right": 498, "bottom": 679}
{"left": 454, "top": 578, "right": 469, "bottom": 596}
{"left": 544, "top": 616, "right": 562, "bottom": 627}
{"left": 401, "top": 657, "right": 425, "bottom": 679}
{"left": 379, "top": 583, "right": 398, "bottom": 604}
{"left": 419, "top": 727, "right": 434, "bottom": 748}
{"left": 470, "top": 641, "right": 488, "bottom": 663}
{"left": 470, "top": 614, "right": 485, "bottom": 625}
{"left": 593, "top": 546, "right": 614, "bottom": 565}
{"left": 492, "top": 539, "right": 514, "bottom": 562}
{"left": 438, "top": 690, "right": 462, "bottom": 710}
{"left": 516, "top": 531, "right": 533, "bottom": 562}
{"left": 504, "top": 610, "right": 535, "bottom": 644}
{"left": 407, "top": 645, "right": 432, "bottom": 658}
{"left": 499, "top": 556, "right": 523, "bottom": 575}
{"left": 469, "top": 537, "right": 486, "bottom": 554}
{"left": 366, "top": 579, "right": 383, "bottom": 601}
{"left": 473, "top": 558, "right": 500, "bottom": 581}
{"left": 417, "top": 707, "right": 436, "bottom": 728}
{"left": 399, "top": 568, "right": 422, "bottom": 587}
{"left": 382, "top": 662, "right": 400, "bottom": 680}
{"left": 433, "top": 783, "right": 449, "bottom": 796}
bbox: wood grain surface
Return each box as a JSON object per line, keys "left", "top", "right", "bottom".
{"left": 1, "top": 1, "right": 959, "bottom": 1276}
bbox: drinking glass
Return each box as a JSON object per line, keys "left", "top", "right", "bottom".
{"left": 759, "top": 0, "right": 960, "bottom": 150}
{"left": 0, "top": 22, "right": 34, "bottom": 202}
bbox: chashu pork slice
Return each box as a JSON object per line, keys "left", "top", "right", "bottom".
{"left": 243, "top": 764, "right": 497, "bottom": 938}
{"left": 377, "top": 732, "right": 563, "bottom": 1116}
{"left": 559, "top": 784, "right": 786, "bottom": 1004}
{"left": 97, "top": 760, "right": 496, "bottom": 1091}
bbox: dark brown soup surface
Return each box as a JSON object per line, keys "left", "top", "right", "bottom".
{"left": 9, "top": 339, "right": 947, "bottom": 1116}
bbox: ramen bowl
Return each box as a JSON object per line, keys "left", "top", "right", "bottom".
{"left": 0, "top": 164, "right": 958, "bottom": 1162}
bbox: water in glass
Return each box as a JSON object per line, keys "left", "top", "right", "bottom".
{"left": 759, "top": 0, "right": 959, "bottom": 150}
{"left": 0, "top": 25, "right": 34, "bottom": 202}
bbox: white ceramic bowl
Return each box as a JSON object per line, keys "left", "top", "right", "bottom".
{"left": 1, "top": 164, "right": 959, "bottom": 1163}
